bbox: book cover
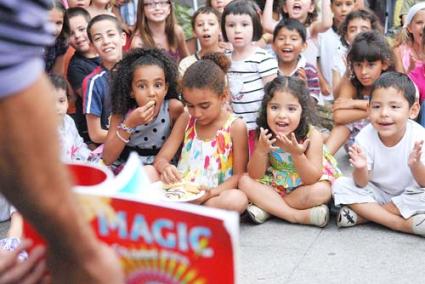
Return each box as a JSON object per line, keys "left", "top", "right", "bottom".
{"left": 24, "top": 153, "right": 239, "bottom": 283}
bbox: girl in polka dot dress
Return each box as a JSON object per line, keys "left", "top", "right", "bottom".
{"left": 154, "top": 52, "right": 249, "bottom": 212}
{"left": 103, "top": 48, "right": 184, "bottom": 174}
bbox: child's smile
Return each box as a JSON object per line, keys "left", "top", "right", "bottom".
{"left": 369, "top": 87, "right": 418, "bottom": 146}
{"left": 273, "top": 27, "right": 306, "bottom": 64}
{"left": 267, "top": 90, "right": 302, "bottom": 136}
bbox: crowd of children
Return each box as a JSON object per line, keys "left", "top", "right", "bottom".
{"left": 2, "top": 0, "right": 425, "bottom": 260}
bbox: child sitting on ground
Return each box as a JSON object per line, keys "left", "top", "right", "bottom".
{"left": 154, "top": 53, "right": 249, "bottom": 213}
{"left": 83, "top": 15, "right": 126, "bottom": 145}
{"left": 130, "top": 0, "right": 189, "bottom": 62}
{"left": 239, "top": 76, "right": 341, "bottom": 226}
{"left": 50, "top": 74, "right": 93, "bottom": 162}
{"left": 102, "top": 48, "right": 183, "bottom": 172}
{"left": 179, "top": 6, "right": 222, "bottom": 76}
{"left": 223, "top": 0, "right": 278, "bottom": 153}
{"left": 333, "top": 72, "right": 425, "bottom": 237}
{"left": 326, "top": 31, "right": 394, "bottom": 155}
{"left": 45, "top": 0, "right": 67, "bottom": 75}
{"left": 64, "top": 7, "right": 100, "bottom": 144}
{"left": 273, "top": 18, "right": 321, "bottom": 103}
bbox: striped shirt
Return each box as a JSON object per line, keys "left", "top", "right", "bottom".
{"left": 278, "top": 55, "right": 321, "bottom": 103}
{"left": 82, "top": 66, "right": 111, "bottom": 130}
{"left": 227, "top": 47, "right": 278, "bottom": 130}
{"left": 0, "top": 0, "right": 54, "bottom": 98}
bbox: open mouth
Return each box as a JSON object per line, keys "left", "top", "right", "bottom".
{"left": 276, "top": 122, "right": 289, "bottom": 128}
{"left": 202, "top": 34, "right": 212, "bottom": 39}
{"left": 103, "top": 47, "right": 114, "bottom": 54}
{"left": 293, "top": 3, "right": 302, "bottom": 11}
{"left": 281, "top": 48, "right": 293, "bottom": 54}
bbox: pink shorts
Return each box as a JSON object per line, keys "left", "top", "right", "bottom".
{"left": 248, "top": 129, "right": 256, "bottom": 156}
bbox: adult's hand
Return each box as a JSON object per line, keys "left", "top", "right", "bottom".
{"left": 47, "top": 242, "right": 124, "bottom": 284}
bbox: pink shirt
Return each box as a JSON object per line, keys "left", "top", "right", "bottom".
{"left": 409, "top": 64, "right": 425, "bottom": 102}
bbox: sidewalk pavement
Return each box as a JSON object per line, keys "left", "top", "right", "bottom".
{"left": 239, "top": 150, "right": 425, "bottom": 283}
{"left": 1, "top": 151, "right": 423, "bottom": 283}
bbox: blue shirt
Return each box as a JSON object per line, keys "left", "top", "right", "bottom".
{"left": 82, "top": 66, "right": 111, "bottom": 130}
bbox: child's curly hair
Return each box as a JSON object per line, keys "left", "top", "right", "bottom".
{"left": 110, "top": 48, "right": 179, "bottom": 116}
{"left": 257, "top": 76, "right": 313, "bottom": 141}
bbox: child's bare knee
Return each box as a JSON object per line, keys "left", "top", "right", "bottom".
{"left": 307, "top": 182, "right": 332, "bottom": 205}
{"left": 238, "top": 174, "right": 252, "bottom": 191}
{"left": 220, "top": 189, "right": 248, "bottom": 213}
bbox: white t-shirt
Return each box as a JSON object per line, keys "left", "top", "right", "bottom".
{"left": 302, "top": 28, "right": 319, "bottom": 68}
{"left": 0, "top": 194, "right": 15, "bottom": 222}
{"left": 59, "top": 114, "right": 91, "bottom": 162}
{"left": 227, "top": 47, "right": 278, "bottom": 130}
{"left": 318, "top": 28, "right": 340, "bottom": 89}
{"left": 332, "top": 42, "right": 348, "bottom": 80}
{"left": 356, "top": 120, "right": 425, "bottom": 196}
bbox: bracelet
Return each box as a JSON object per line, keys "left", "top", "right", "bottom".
{"left": 115, "top": 130, "right": 129, "bottom": 143}
{"left": 118, "top": 122, "right": 136, "bottom": 134}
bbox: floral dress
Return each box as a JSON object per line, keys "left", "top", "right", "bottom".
{"left": 177, "top": 114, "right": 237, "bottom": 188}
{"left": 259, "top": 127, "right": 342, "bottom": 196}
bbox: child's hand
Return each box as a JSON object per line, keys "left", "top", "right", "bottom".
{"left": 297, "top": 67, "right": 307, "bottom": 83}
{"left": 160, "top": 164, "right": 182, "bottom": 185}
{"left": 332, "top": 98, "right": 354, "bottom": 111}
{"left": 191, "top": 185, "right": 212, "bottom": 205}
{"left": 348, "top": 144, "right": 367, "bottom": 169}
{"left": 409, "top": 140, "right": 424, "bottom": 167}
{"left": 0, "top": 240, "right": 47, "bottom": 284}
{"left": 218, "top": 41, "right": 233, "bottom": 53}
{"left": 276, "top": 133, "right": 309, "bottom": 156}
{"left": 407, "top": 53, "right": 417, "bottom": 74}
{"left": 126, "top": 100, "right": 156, "bottom": 127}
{"left": 256, "top": 127, "right": 278, "bottom": 154}
{"left": 320, "top": 78, "right": 331, "bottom": 96}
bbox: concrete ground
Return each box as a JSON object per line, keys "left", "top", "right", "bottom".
{"left": 239, "top": 150, "right": 425, "bottom": 283}
{"left": 1, "top": 151, "right": 423, "bottom": 283}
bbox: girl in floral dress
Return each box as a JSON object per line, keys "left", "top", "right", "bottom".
{"left": 154, "top": 52, "right": 249, "bottom": 213}
{"left": 239, "top": 76, "right": 341, "bottom": 225}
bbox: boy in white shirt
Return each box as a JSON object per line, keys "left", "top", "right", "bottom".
{"left": 333, "top": 72, "right": 425, "bottom": 237}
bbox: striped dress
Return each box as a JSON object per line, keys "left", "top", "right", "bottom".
{"left": 227, "top": 47, "right": 278, "bottom": 131}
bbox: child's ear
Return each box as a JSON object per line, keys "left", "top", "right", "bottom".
{"left": 409, "top": 101, "right": 421, "bottom": 120}
{"left": 219, "top": 88, "right": 231, "bottom": 106}
{"left": 164, "top": 82, "right": 169, "bottom": 95}
{"left": 381, "top": 61, "right": 390, "bottom": 71}
{"left": 308, "top": 3, "right": 315, "bottom": 13}
{"left": 301, "top": 41, "right": 307, "bottom": 52}
{"left": 120, "top": 32, "right": 127, "bottom": 47}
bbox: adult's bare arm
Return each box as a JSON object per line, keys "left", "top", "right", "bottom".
{"left": 0, "top": 74, "right": 123, "bottom": 283}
